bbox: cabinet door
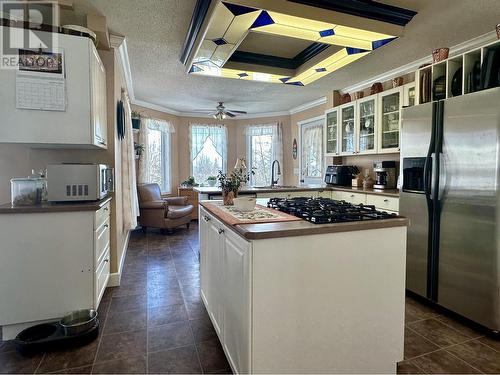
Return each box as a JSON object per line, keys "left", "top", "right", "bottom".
{"left": 324, "top": 109, "right": 339, "bottom": 156}
{"left": 357, "top": 96, "right": 377, "bottom": 154}
{"left": 223, "top": 230, "right": 252, "bottom": 374}
{"left": 199, "top": 209, "right": 210, "bottom": 308}
{"left": 207, "top": 218, "right": 225, "bottom": 336}
{"left": 403, "top": 82, "right": 416, "bottom": 108}
{"left": 90, "top": 47, "right": 107, "bottom": 149}
{"left": 339, "top": 191, "right": 367, "bottom": 205}
{"left": 378, "top": 87, "right": 402, "bottom": 153}
{"left": 339, "top": 103, "right": 356, "bottom": 155}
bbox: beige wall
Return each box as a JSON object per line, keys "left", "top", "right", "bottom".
{"left": 131, "top": 105, "right": 294, "bottom": 189}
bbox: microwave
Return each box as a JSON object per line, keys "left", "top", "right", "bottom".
{"left": 47, "top": 163, "right": 113, "bottom": 202}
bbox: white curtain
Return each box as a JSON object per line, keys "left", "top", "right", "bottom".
{"left": 302, "top": 123, "right": 323, "bottom": 178}
{"left": 244, "top": 122, "right": 283, "bottom": 185}
{"left": 121, "top": 89, "right": 139, "bottom": 230}
{"left": 138, "top": 118, "right": 174, "bottom": 188}
{"left": 189, "top": 123, "right": 228, "bottom": 182}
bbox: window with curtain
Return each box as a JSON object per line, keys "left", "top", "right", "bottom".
{"left": 189, "top": 124, "right": 228, "bottom": 184}
{"left": 138, "top": 118, "right": 174, "bottom": 194}
{"left": 245, "top": 123, "right": 283, "bottom": 186}
{"left": 300, "top": 119, "right": 324, "bottom": 184}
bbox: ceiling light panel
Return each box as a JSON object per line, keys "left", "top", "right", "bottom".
{"left": 188, "top": 1, "right": 399, "bottom": 85}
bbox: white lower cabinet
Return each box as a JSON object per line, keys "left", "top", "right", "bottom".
{"left": 223, "top": 229, "right": 252, "bottom": 374}
{"left": 0, "top": 199, "right": 111, "bottom": 340}
{"left": 200, "top": 207, "right": 252, "bottom": 374}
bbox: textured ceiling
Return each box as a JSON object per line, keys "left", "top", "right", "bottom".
{"left": 68, "top": 0, "right": 500, "bottom": 114}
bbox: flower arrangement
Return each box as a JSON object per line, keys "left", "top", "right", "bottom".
{"left": 218, "top": 168, "right": 253, "bottom": 205}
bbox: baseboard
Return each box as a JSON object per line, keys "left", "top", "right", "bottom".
{"left": 107, "top": 230, "right": 131, "bottom": 287}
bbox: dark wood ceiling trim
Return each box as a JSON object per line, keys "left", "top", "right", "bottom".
{"left": 179, "top": 0, "right": 212, "bottom": 65}
{"left": 228, "top": 42, "right": 329, "bottom": 70}
{"left": 287, "top": 0, "right": 416, "bottom": 26}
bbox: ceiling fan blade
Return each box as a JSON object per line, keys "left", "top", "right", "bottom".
{"left": 226, "top": 110, "right": 247, "bottom": 114}
{"left": 225, "top": 111, "right": 236, "bottom": 118}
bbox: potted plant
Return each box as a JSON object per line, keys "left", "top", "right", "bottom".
{"left": 206, "top": 176, "right": 217, "bottom": 187}
{"left": 217, "top": 169, "right": 252, "bottom": 206}
{"left": 131, "top": 111, "right": 142, "bottom": 130}
{"left": 134, "top": 142, "right": 145, "bottom": 158}
{"left": 181, "top": 176, "right": 199, "bottom": 188}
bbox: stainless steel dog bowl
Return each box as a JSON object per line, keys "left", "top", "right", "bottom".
{"left": 59, "top": 309, "right": 98, "bottom": 336}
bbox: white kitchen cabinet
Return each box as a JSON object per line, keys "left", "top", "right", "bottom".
{"left": 366, "top": 194, "right": 399, "bottom": 213}
{"left": 356, "top": 94, "right": 378, "bottom": 155}
{"left": 0, "top": 27, "right": 107, "bottom": 149}
{"left": 223, "top": 229, "right": 252, "bottom": 374}
{"left": 403, "top": 82, "right": 416, "bottom": 108}
{"left": 199, "top": 206, "right": 406, "bottom": 374}
{"left": 324, "top": 108, "right": 339, "bottom": 156}
{"left": 0, "top": 199, "right": 111, "bottom": 340}
{"left": 339, "top": 102, "right": 357, "bottom": 155}
{"left": 207, "top": 215, "right": 225, "bottom": 336}
{"left": 377, "top": 87, "right": 403, "bottom": 153}
{"left": 339, "top": 191, "right": 367, "bottom": 205}
{"left": 90, "top": 47, "right": 108, "bottom": 148}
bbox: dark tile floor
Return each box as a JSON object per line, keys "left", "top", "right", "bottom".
{"left": 1, "top": 221, "right": 499, "bottom": 374}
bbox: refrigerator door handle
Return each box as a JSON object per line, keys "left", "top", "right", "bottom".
{"left": 429, "top": 153, "right": 436, "bottom": 199}
{"left": 438, "top": 153, "right": 446, "bottom": 201}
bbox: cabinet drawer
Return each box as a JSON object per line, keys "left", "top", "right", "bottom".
{"left": 95, "top": 246, "right": 110, "bottom": 307}
{"left": 95, "top": 217, "right": 110, "bottom": 266}
{"left": 339, "top": 192, "right": 367, "bottom": 205}
{"left": 331, "top": 190, "right": 343, "bottom": 200}
{"left": 366, "top": 195, "right": 399, "bottom": 212}
{"left": 95, "top": 202, "right": 110, "bottom": 229}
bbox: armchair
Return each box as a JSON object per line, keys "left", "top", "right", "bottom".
{"left": 137, "top": 183, "right": 194, "bottom": 233}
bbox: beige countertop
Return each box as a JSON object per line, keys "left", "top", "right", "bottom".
{"left": 194, "top": 185, "right": 399, "bottom": 198}
{"left": 0, "top": 196, "right": 112, "bottom": 214}
{"left": 200, "top": 201, "right": 408, "bottom": 240}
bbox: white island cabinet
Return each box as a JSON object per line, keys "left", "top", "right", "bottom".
{"left": 199, "top": 204, "right": 408, "bottom": 374}
{"left": 0, "top": 198, "right": 111, "bottom": 340}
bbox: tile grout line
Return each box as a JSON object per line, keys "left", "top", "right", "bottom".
{"left": 91, "top": 284, "right": 112, "bottom": 372}
{"left": 171, "top": 236, "right": 204, "bottom": 373}
{"left": 33, "top": 352, "right": 46, "bottom": 374}
{"left": 443, "top": 346, "right": 486, "bottom": 374}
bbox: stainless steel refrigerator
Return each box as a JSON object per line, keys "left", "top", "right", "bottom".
{"left": 400, "top": 87, "right": 500, "bottom": 331}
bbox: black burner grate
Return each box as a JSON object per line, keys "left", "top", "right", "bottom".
{"left": 267, "top": 197, "right": 397, "bottom": 224}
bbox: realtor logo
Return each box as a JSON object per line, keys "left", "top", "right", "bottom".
{"left": 1, "top": 0, "right": 59, "bottom": 69}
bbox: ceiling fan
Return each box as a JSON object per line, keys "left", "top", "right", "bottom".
{"left": 192, "top": 102, "right": 247, "bottom": 119}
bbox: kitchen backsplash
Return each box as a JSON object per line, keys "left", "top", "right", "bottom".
{"left": 342, "top": 154, "right": 399, "bottom": 179}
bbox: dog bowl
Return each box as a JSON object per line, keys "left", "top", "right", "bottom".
{"left": 60, "top": 309, "right": 98, "bottom": 336}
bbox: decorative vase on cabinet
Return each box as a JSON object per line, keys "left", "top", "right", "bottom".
{"left": 324, "top": 108, "right": 339, "bottom": 156}
{"left": 378, "top": 87, "right": 403, "bottom": 153}
{"left": 356, "top": 95, "right": 378, "bottom": 154}
{"left": 339, "top": 103, "right": 356, "bottom": 155}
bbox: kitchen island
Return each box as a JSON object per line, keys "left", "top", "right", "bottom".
{"left": 195, "top": 185, "right": 401, "bottom": 214}
{"left": 199, "top": 200, "right": 408, "bottom": 374}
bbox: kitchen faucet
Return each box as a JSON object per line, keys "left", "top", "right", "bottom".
{"left": 271, "top": 160, "right": 281, "bottom": 187}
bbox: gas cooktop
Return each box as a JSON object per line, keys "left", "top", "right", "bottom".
{"left": 267, "top": 197, "right": 397, "bottom": 224}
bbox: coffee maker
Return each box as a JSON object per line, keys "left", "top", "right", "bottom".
{"left": 373, "top": 161, "right": 397, "bottom": 189}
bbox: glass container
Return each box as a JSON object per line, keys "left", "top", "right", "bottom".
{"left": 10, "top": 177, "right": 44, "bottom": 206}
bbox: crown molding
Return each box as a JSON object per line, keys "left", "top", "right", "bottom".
{"left": 289, "top": 96, "right": 327, "bottom": 114}
{"left": 342, "top": 30, "right": 498, "bottom": 93}
{"left": 132, "top": 99, "right": 181, "bottom": 116}
{"left": 111, "top": 34, "right": 135, "bottom": 101}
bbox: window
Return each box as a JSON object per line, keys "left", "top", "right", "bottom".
{"left": 299, "top": 117, "right": 324, "bottom": 184}
{"left": 138, "top": 118, "right": 174, "bottom": 194}
{"left": 190, "top": 124, "right": 227, "bottom": 184}
{"left": 246, "top": 124, "right": 282, "bottom": 186}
